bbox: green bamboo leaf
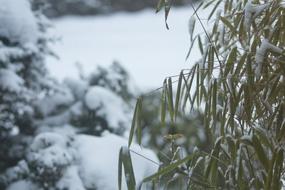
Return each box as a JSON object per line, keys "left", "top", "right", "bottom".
{"left": 253, "top": 127, "right": 273, "bottom": 152}
{"left": 268, "top": 76, "right": 280, "bottom": 100}
{"left": 207, "top": 46, "right": 214, "bottom": 80}
{"left": 186, "top": 36, "right": 197, "bottom": 60}
{"left": 224, "top": 47, "right": 237, "bottom": 77}
{"left": 252, "top": 135, "right": 269, "bottom": 171}
{"left": 196, "top": 64, "right": 200, "bottom": 106}
{"left": 143, "top": 155, "right": 193, "bottom": 182}
{"left": 161, "top": 79, "right": 167, "bottom": 127}
{"left": 174, "top": 71, "right": 183, "bottom": 121}
{"left": 189, "top": 16, "right": 196, "bottom": 41}
{"left": 243, "top": 84, "right": 252, "bottom": 122}
{"left": 272, "top": 149, "right": 284, "bottom": 190}
{"left": 164, "top": 0, "right": 172, "bottom": 29}
{"left": 212, "top": 79, "right": 217, "bottom": 123}
{"left": 118, "top": 147, "right": 123, "bottom": 190}
{"left": 167, "top": 77, "right": 174, "bottom": 123}
{"left": 182, "top": 70, "right": 194, "bottom": 111}
{"left": 136, "top": 97, "right": 143, "bottom": 146}
{"left": 198, "top": 35, "right": 204, "bottom": 55}
{"left": 220, "top": 16, "right": 237, "bottom": 35}
{"left": 128, "top": 99, "right": 139, "bottom": 147}
{"left": 205, "top": 137, "right": 222, "bottom": 180}
{"left": 156, "top": 0, "right": 164, "bottom": 13}
{"left": 234, "top": 53, "right": 247, "bottom": 77}
{"left": 123, "top": 147, "right": 136, "bottom": 189}
{"left": 278, "top": 119, "right": 285, "bottom": 141}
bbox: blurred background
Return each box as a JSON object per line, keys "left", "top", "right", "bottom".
{"left": 38, "top": 0, "right": 201, "bottom": 89}
{"left": 0, "top": 0, "right": 210, "bottom": 189}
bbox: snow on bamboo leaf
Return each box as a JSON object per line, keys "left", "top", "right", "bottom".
{"left": 255, "top": 39, "right": 283, "bottom": 78}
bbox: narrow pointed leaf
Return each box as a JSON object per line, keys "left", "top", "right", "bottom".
{"left": 174, "top": 71, "right": 183, "bottom": 120}
{"left": 128, "top": 99, "right": 139, "bottom": 147}
{"left": 143, "top": 155, "right": 193, "bottom": 183}
{"left": 167, "top": 77, "right": 174, "bottom": 122}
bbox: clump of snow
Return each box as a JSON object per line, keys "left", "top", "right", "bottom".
{"left": 27, "top": 133, "right": 75, "bottom": 169}
{"left": 0, "top": 69, "right": 23, "bottom": 92}
{"left": 64, "top": 78, "right": 88, "bottom": 100}
{"left": 84, "top": 86, "right": 131, "bottom": 130}
{"left": 244, "top": 0, "right": 269, "bottom": 32}
{"left": 255, "top": 39, "right": 283, "bottom": 78}
{"left": 0, "top": 0, "right": 38, "bottom": 45}
{"left": 35, "top": 88, "right": 74, "bottom": 117}
{"left": 0, "top": 45, "right": 25, "bottom": 63}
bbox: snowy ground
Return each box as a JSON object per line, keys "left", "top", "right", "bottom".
{"left": 46, "top": 7, "right": 202, "bottom": 89}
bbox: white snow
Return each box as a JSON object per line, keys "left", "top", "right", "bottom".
{"left": 76, "top": 133, "right": 158, "bottom": 190}
{"left": 255, "top": 39, "right": 283, "bottom": 77}
{"left": 7, "top": 180, "right": 38, "bottom": 190}
{"left": 0, "top": 0, "right": 38, "bottom": 45}
{"left": 84, "top": 86, "right": 131, "bottom": 129}
{"left": 64, "top": 77, "right": 88, "bottom": 100}
{"left": 46, "top": 7, "right": 204, "bottom": 89}
{"left": 56, "top": 166, "right": 86, "bottom": 190}
{"left": 0, "top": 69, "right": 23, "bottom": 92}
{"left": 244, "top": 0, "right": 269, "bottom": 32}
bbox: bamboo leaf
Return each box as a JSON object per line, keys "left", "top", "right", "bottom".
{"left": 164, "top": 0, "right": 172, "bottom": 29}
{"left": 118, "top": 147, "right": 136, "bottom": 190}
{"left": 174, "top": 71, "right": 183, "bottom": 120}
{"left": 252, "top": 135, "right": 269, "bottom": 171}
{"left": 118, "top": 147, "right": 123, "bottom": 190}
{"left": 136, "top": 97, "right": 143, "bottom": 146}
{"left": 243, "top": 84, "right": 252, "bottom": 122}
{"left": 143, "top": 155, "right": 193, "bottom": 182}
{"left": 156, "top": 0, "right": 164, "bottom": 13}
{"left": 123, "top": 147, "right": 136, "bottom": 189}
{"left": 198, "top": 35, "right": 204, "bottom": 55}
{"left": 220, "top": 16, "right": 237, "bottom": 35}
{"left": 212, "top": 79, "right": 217, "bottom": 123}
{"left": 167, "top": 77, "right": 174, "bottom": 123}
{"left": 161, "top": 79, "right": 167, "bottom": 127}
{"left": 128, "top": 99, "right": 139, "bottom": 147}
{"left": 225, "top": 47, "right": 237, "bottom": 77}
{"left": 186, "top": 36, "right": 197, "bottom": 60}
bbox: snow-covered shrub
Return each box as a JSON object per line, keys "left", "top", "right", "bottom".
{"left": 35, "top": 63, "right": 134, "bottom": 136}
{"left": 0, "top": 0, "right": 54, "bottom": 172}
{"left": 89, "top": 62, "right": 137, "bottom": 102}
{"left": 1, "top": 132, "right": 158, "bottom": 190}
